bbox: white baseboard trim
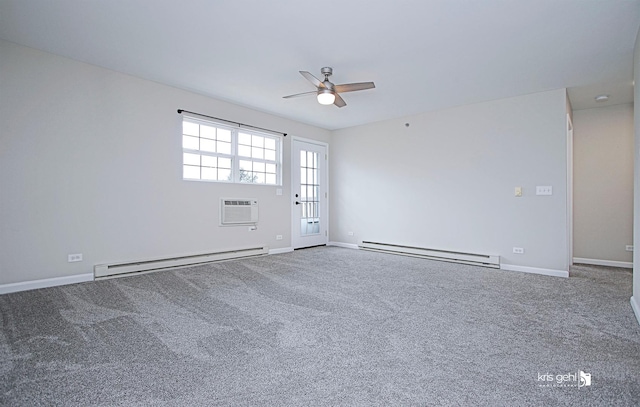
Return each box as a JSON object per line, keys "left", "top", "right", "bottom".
{"left": 500, "top": 264, "right": 569, "bottom": 278}
{"left": 327, "top": 241, "right": 360, "bottom": 250}
{"left": 0, "top": 273, "right": 94, "bottom": 295}
{"left": 573, "top": 257, "right": 633, "bottom": 269}
{"left": 631, "top": 296, "right": 640, "bottom": 326}
{"left": 268, "top": 247, "right": 294, "bottom": 255}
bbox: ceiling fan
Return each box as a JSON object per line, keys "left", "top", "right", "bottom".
{"left": 283, "top": 67, "right": 375, "bottom": 108}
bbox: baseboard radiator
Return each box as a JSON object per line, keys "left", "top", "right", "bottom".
{"left": 359, "top": 241, "right": 500, "bottom": 269}
{"left": 94, "top": 246, "right": 269, "bottom": 279}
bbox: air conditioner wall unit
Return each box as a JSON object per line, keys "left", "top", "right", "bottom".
{"left": 220, "top": 198, "right": 258, "bottom": 225}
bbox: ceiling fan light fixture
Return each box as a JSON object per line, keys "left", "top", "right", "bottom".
{"left": 317, "top": 89, "right": 335, "bottom": 105}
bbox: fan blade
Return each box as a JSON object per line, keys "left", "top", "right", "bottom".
{"left": 334, "top": 93, "right": 346, "bottom": 108}
{"left": 300, "top": 71, "right": 325, "bottom": 88}
{"left": 334, "top": 82, "right": 375, "bottom": 93}
{"left": 283, "top": 90, "right": 317, "bottom": 99}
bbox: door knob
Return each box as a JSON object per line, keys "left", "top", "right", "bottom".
{"left": 295, "top": 201, "right": 300, "bottom": 205}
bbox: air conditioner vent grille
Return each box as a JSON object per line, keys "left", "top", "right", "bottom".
{"left": 224, "top": 200, "right": 252, "bottom": 206}
{"left": 220, "top": 198, "right": 258, "bottom": 225}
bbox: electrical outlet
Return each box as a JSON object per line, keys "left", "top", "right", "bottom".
{"left": 626, "top": 245, "right": 634, "bottom": 252}
{"left": 536, "top": 186, "right": 553, "bottom": 196}
{"left": 276, "top": 235, "right": 283, "bottom": 240}
{"left": 248, "top": 226, "right": 257, "bottom": 232}
{"left": 68, "top": 253, "right": 83, "bottom": 262}
{"left": 512, "top": 247, "right": 524, "bottom": 254}
{"left": 348, "top": 231, "right": 354, "bottom": 236}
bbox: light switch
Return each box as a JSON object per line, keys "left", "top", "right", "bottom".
{"left": 515, "top": 187, "right": 522, "bottom": 197}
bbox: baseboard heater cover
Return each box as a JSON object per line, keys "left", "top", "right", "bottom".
{"left": 359, "top": 241, "right": 500, "bottom": 269}
{"left": 94, "top": 246, "right": 268, "bottom": 279}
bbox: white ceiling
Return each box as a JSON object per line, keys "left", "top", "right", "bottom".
{"left": 1, "top": 0, "right": 639, "bottom": 130}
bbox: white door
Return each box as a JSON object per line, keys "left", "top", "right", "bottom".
{"left": 292, "top": 138, "right": 328, "bottom": 249}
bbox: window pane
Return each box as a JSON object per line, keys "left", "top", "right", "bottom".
{"left": 266, "top": 174, "right": 276, "bottom": 185}
{"left": 183, "top": 121, "right": 199, "bottom": 136}
{"left": 238, "top": 145, "right": 251, "bottom": 157}
{"left": 239, "top": 160, "right": 252, "bottom": 171}
{"left": 183, "top": 153, "right": 200, "bottom": 166}
{"left": 183, "top": 165, "right": 200, "bottom": 179}
{"left": 253, "top": 161, "right": 265, "bottom": 172}
{"left": 219, "top": 169, "right": 231, "bottom": 181}
{"left": 201, "top": 167, "right": 217, "bottom": 180}
{"left": 266, "top": 163, "right": 276, "bottom": 174}
{"left": 217, "top": 141, "right": 231, "bottom": 155}
{"left": 252, "top": 135, "right": 264, "bottom": 147}
{"left": 264, "top": 138, "right": 276, "bottom": 150}
{"left": 182, "top": 135, "right": 199, "bottom": 150}
{"left": 200, "top": 125, "right": 216, "bottom": 139}
{"left": 251, "top": 147, "right": 263, "bottom": 159}
{"left": 200, "top": 139, "right": 215, "bottom": 153}
{"left": 240, "top": 171, "right": 257, "bottom": 183}
{"left": 218, "top": 157, "right": 231, "bottom": 169}
{"left": 218, "top": 128, "right": 231, "bottom": 142}
{"left": 238, "top": 132, "right": 252, "bottom": 145}
{"left": 182, "top": 119, "right": 281, "bottom": 185}
{"left": 264, "top": 149, "right": 276, "bottom": 161}
{"left": 201, "top": 155, "right": 216, "bottom": 167}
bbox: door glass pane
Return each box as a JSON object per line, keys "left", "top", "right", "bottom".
{"left": 299, "top": 150, "right": 320, "bottom": 236}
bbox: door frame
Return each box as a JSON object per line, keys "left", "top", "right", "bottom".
{"left": 291, "top": 136, "right": 329, "bottom": 249}
{"left": 566, "top": 113, "right": 574, "bottom": 268}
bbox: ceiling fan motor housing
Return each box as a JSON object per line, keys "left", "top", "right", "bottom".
{"left": 283, "top": 66, "right": 374, "bottom": 108}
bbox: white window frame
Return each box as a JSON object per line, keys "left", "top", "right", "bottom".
{"left": 181, "top": 116, "right": 282, "bottom": 186}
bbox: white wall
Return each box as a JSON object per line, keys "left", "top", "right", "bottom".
{"left": 573, "top": 104, "right": 634, "bottom": 265}
{"left": 0, "top": 40, "right": 330, "bottom": 286}
{"left": 330, "top": 89, "right": 569, "bottom": 272}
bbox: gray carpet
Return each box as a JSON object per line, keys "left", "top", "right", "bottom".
{"left": 1, "top": 246, "right": 639, "bottom": 406}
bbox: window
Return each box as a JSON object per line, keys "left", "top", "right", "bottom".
{"left": 182, "top": 117, "right": 281, "bottom": 185}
